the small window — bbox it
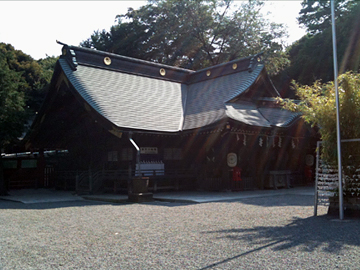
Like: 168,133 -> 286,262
164,148 -> 182,160
3,160 -> 18,169
108,151 -> 118,162
121,148 -> 133,161
21,160 -> 37,168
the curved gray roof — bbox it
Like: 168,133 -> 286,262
225,102 -> 272,127
60,59 -> 186,132
225,102 -> 300,128
183,65 -> 263,130
57,46 -> 299,133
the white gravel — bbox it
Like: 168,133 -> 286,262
0,194 -> 359,269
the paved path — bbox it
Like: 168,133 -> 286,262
0,186 -> 314,204
0,188 -> 84,204
152,186 -> 314,203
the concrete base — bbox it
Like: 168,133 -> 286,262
128,192 -> 154,203
328,199 -> 360,218
132,177 -> 149,193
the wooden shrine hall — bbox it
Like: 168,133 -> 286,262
22,44 -> 315,193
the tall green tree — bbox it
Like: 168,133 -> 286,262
0,44 -> 28,148
32,56 -> 58,113
0,44 -> 57,194
277,1 -> 360,88
0,47 -> 27,195
298,0 -> 356,34
81,0 -> 289,75
0,43 -> 57,115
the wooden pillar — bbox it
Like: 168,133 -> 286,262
37,149 -> 46,188
222,124 -> 232,191
75,172 -> 79,193
89,167 -> 93,194
0,154 -> 7,195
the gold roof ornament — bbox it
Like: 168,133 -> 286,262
160,68 -> 166,76
104,57 -> 112,66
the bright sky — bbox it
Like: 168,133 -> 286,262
0,1 -> 306,60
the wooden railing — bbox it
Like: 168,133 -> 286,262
143,169 -> 196,192
55,169 -> 197,194
55,170 -> 77,191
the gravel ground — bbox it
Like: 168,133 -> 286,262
0,194 -> 359,269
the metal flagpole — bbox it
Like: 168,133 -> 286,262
331,0 -> 344,220
314,141 -> 321,216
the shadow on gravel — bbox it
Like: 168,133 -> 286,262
0,198 -> 197,210
0,199 -> 123,210
200,215 -> 360,269
228,194 -> 314,207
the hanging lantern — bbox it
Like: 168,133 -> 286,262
243,134 -> 247,146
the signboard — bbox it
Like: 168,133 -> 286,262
140,147 -> 158,154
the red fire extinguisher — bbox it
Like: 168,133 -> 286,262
232,166 -> 242,181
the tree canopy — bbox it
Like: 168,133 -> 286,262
0,43 -> 57,194
298,0 -> 357,35
0,43 -> 57,149
81,0 -> 289,75
276,0 -> 360,88
0,49 -> 27,148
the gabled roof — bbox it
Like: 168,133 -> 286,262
60,59 -> 186,132
40,44 -> 300,134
